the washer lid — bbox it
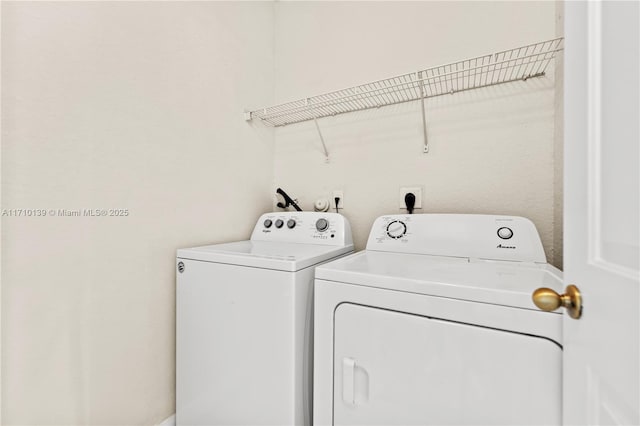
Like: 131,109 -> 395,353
177,241 -> 354,272
315,251 -> 563,312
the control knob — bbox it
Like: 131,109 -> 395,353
386,220 -> 407,239
275,219 -> 284,229
316,218 -> 329,232
287,219 -> 296,229
264,219 -> 273,228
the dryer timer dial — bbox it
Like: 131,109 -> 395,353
386,220 -> 407,239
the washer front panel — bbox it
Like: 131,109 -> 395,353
178,260 -> 306,425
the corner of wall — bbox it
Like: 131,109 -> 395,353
0,0 -> 3,421
553,0 -> 565,269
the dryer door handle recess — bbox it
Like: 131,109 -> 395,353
342,357 -> 356,404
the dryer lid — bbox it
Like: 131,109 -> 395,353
315,251 -> 563,311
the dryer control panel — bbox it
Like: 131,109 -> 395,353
251,212 -> 353,246
366,214 -> 546,263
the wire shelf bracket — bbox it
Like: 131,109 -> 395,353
418,71 -> 429,153
308,98 -> 330,163
245,38 -> 563,158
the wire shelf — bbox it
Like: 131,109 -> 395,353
247,38 -> 563,128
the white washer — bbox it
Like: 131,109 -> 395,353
314,214 -> 563,426
177,212 -> 353,426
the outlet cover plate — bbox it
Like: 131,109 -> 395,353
399,186 -> 423,210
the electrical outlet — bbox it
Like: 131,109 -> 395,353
399,186 -> 423,210
331,190 -> 344,210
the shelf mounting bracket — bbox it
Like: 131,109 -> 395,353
418,71 -> 429,154
308,98 -> 329,162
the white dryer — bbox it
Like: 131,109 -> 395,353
313,214 -> 562,426
177,212 -> 353,426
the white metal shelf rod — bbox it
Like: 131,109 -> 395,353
256,48 -> 562,123
262,66 -> 546,127
251,41 -> 562,121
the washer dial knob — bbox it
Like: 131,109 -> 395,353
315,218 -> 329,232
287,219 -> 296,229
497,227 -> 513,239
275,219 -> 284,229
263,219 -> 273,228
386,220 -> 407,239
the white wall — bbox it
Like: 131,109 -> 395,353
272,1 -> 563,267
1,2 -> 564,425
1,2 -> 274,425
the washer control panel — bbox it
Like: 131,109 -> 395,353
251,212 -> 353,246
366,214 -> 546,263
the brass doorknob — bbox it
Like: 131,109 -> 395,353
532,284 -> 582,319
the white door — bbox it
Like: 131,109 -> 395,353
333,303 -> 562,425
563,1 -> 639,424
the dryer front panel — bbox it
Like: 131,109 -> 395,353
333,303 -> 561,425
